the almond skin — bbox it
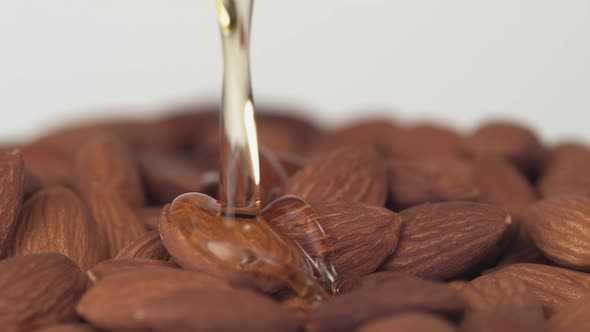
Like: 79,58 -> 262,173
284,145 -> 387,206
115,230 -> 170,261
0,149 -> 25,258
0,253 -> 88,331
357,312 -> 456,332
133,288 -> 300,332
489,263 -> 590,315
87,258 -> 178,283
460,305 -> 549,332
265,196 -> 402,278
525,195 -> 590,271
550,295 -> 590,332
383,124 -> 462,159
388,157 -> 478,209
307,277 -> 464,332
76,269 -> 229,331
538,142 -> 590,197
10,186 -> 107,271
381,202 -> 511,280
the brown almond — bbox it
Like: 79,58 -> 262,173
138,149 -> 209,204
462,273 -> 543,314
76,269 -> 229,331
0,253 -> 88,331
357,312 -> 457,332
0,149 -> 25,258
311,119 -> 400,154
460,122 -> 543,175
550,295 -> 590,332
156,106 -> 217,151
538,142 -> 590,197
134,288 -> 299,332
115,230 -> 170,261
490,263 -> 590,315
525,195 -> 590,271
266,197 -> 401,278
32,323 -> 97,332
471,157 -> 537,217
388,157 -> 478,209
284,145 -> 387,206
21,144 -> 75,187
460,305 -> 549,332
76,133 -> 144,208
307,277 -> 464,332
381,202 -> 511,280
87,258 -> 178,283
11,186 -> 107,271
383,124 -> 462,159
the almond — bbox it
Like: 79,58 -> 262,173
538,142 -> 590,197
462,273 -> 543,314
383,124 -> 462,159
311,119 -> 399,155
76,269 -> 229,331
137,206 -> 163,230
524,195 -> 590,271
76,133 -> 145,208
32,323 -> 97,332
0,253 -> 88,331
381,202 -> 511,280
284,145 -> 387,206
460,122 -> 543,176
550,295 -> 590,332
357,312 -> 456,332
332,271 -> 416,294
115,230 -> 170,261
307,277 -> 464,332
460,305 -> 549,332
265,196 -> 402,278
87,258 -> 178,283
0,149 -> 25,258
489,263 -> 590,315
388,157 -> 478,209
134,288 -> 299,332
21,144 -> 75,187
10,186 -> 107,271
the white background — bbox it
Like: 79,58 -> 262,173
0,1 -> 589,143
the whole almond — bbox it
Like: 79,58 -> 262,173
87,258 -> 178,283
490,263 -> 590,315
381,202 -> 511,280
0,149 -> 25,258
311,119 -> 399,155
538,142 -> 590,197
460,305 -> 549,332
383,124 -> 462,159
76,269 -> 229,331
357,312 -> 457,332
550,295 -> 590,332
307,277 -> 464,332
21,144 -> 75,187
134,288 -> 299,332
0,253 -> 88,331
76,133 -> 144,208
265,196 -> 402,278
462,273 -> 543,314
10,186 -> 107,271
115,230 -> 170,261
525,195 -> 590,271
388,157 -> 478,209
284,145 -> 387,206
460,122 -> 543,176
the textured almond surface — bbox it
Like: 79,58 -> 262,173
0,149 -> 25,258
525,195 -> 590,271
381,202 -> 511,280
490,263 -> 590,315
134,288 -> 299,332
460,305 -> 549,332
0,254 -> 88,332
11,187 -> 106,271
307,277 -> 464,332
550,295 -> 590,332
115,230 -> 170,261
285,145 -> 387,206
357,312 -> 457,332
77,269 -> 229,331
87,258 -> 178,283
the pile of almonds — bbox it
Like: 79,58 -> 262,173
2,103 -> 590,332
